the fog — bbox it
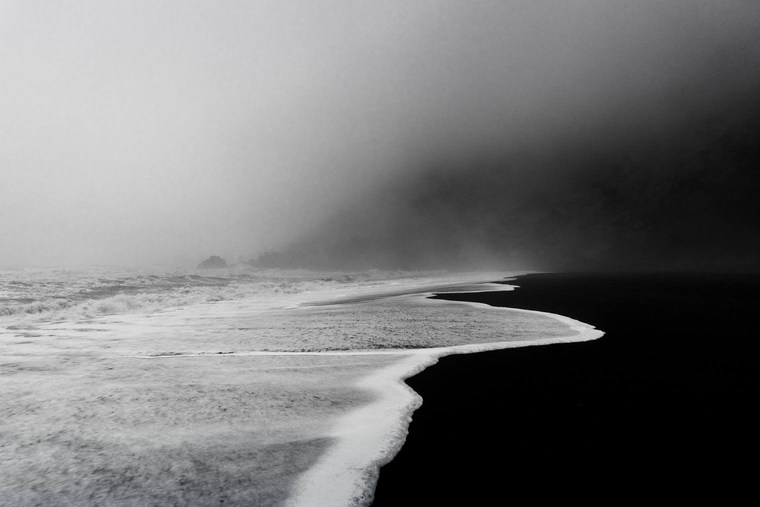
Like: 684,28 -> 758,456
2,1 -> 759,269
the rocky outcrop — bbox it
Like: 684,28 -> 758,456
197,255 -> 228,269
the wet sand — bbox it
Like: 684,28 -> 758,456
372,273 -> 760,505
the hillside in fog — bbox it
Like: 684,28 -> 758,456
253,95 -> 760,272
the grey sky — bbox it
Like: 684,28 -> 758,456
2,1 -> 758,266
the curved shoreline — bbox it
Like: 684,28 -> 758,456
371,272 -> 760,505
122,280 -> 603,506
284,293 -> 604,507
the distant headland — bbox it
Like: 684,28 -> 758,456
196,255 -> 228,269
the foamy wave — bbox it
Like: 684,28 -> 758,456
286,303 -> 605,507
1,268 -> 601,507
1,281 -> 306,323
0,266 -> 462,325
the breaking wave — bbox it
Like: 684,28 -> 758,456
0,266 -> 448,324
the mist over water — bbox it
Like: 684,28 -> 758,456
253,1 -> 760,272
2,1 -> 759,270
268,92 -> 760,272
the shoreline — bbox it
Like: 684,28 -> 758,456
372,272 -> 760,505
285,289 -> 603,507
0,272 -> 604,505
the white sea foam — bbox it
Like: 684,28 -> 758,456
0,266 -> 500,323
1,268 -> 601,506
284,296 -> 604,507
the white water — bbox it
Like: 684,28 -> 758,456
285,300 -> 603,507
0,267 -> 602,506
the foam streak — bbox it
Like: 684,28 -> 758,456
285,296 -> 604,506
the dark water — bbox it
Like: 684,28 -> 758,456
373,273 -> 760,505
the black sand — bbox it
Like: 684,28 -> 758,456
372,273 -> 760,505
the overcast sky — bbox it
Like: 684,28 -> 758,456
2,1 -> 759,267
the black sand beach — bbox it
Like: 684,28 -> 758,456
372,273 -> 760,505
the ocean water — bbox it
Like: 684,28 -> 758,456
0,266 -> 602,506
0,265 -> 361,323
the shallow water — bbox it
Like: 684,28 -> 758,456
0,267 -> 601,505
